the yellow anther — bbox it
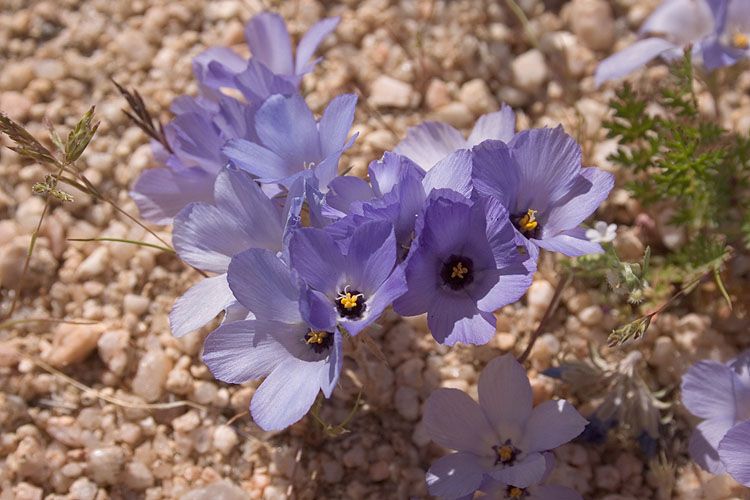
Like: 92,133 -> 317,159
518,209 -> 538,232
338,292 -> 361,310
508,487 -> 525,498
497,445 -> 514,463
306,331 -> 328,345
451,262 -> 469,279
733,32 -> 750,49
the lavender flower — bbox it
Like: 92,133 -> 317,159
701,0 -> 750,69
131,96 -> 259,224
424,355 -> 587,498
223,93 -> 358,190
288,220 -> 407,336
472,129 -> 614,258
595,0 -> 717,86
203,248 -> 342,431
325,150 -> 472,255
169,166 -> 283,337
682,352 -> 750,486
194,12 -> 339,100
477,456 -> 582,500
393,190 -> 533,345
393,105 -> 516,171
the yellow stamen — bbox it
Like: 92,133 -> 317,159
508,487 -> 525,498
733,32 -> 749,49
451,262 -> 469,279
338,292 -> 361,309
518,209 -> 538,232
497,445 -> 514,463
306,331 -> 328,345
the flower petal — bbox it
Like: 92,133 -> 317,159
424,388 -> 497,455
426,452 -> 486,499
202,319 -> 300,383
519,400 -> 588,453
490,452 -> 548,488
594,38 -> 678,87
212,166 -> 283,251
393,250 -> 441,317
427,294 -> 496,346
227,249 -> 302,323
533,227 -> 604,257
509,127 -> 583,212
255,94 -> 321,165
467,105 -> 516,146
192,47 -> 246,90
718,420 -> 750,486
422,149 -> 473,198
169,274 -> 234,337
299,288 -> 337,332
250,356 -> 327,431
318,93 -> 357,158
394,121 -> 467,170
543,168 -> 615,234
234,59 -> 297,102
244,12 -> 294,75
131,166 -> 215,225
325,176 -> 375,215
172,200 -> 259,274
641,0 -> 714,44
289,227 -> 343,293
341,264 -> 407,336
369,152 -> 426,196
478,354 -> 533,441
681,360 -> 739,420
688,417 -> 733,475
471,139 -> 520,210
223,137 -> 292,181
295,17 -> 340,74
345,220 -> 397,293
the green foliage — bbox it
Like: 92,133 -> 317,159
604,52 -> 750,248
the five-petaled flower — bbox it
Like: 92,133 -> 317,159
682,351 -> 750,487
394,190 -> 533,345
472,128 -> 615,259
203,248 -> 342,431
424,355 -> 587,499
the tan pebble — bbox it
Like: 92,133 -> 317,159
173,410 -> 201,433
369,461 -> 390,482
394,386 -> 420,421
512,49 -> 548,93
527,280 -> 554,319
430,101 -> 474,129
12,482 -> 43,500
568,0 -> 615,51
87,446 -> 125,485
45,323 -> 106,367
97,329 -> 129,375
0,91 -> 32,121
132,349 -> 172,402
122,461 -> 155,491
578,305 -> 604,327
425,78 -> 452,110
459,78 -> 496,115
369,75 -> 416,109
123,293 -> 150,316
595,464 -> 622,491
212,425 -> 239,456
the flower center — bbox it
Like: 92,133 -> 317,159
514,208 -> 540,237
304,329 -> 334,354
732,32 -> 749,49
493,441 -> 520,466
336,289 -> 366,319
440,255 -> 474,290
506,486 -> 528,498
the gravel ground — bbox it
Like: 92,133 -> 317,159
1,0 -> 750,498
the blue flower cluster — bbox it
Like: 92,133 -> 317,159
132,13 -> 613,435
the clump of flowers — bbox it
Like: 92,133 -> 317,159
120,10 -> 617,494
424,355 -> 587,499
682,352 -> 750,487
